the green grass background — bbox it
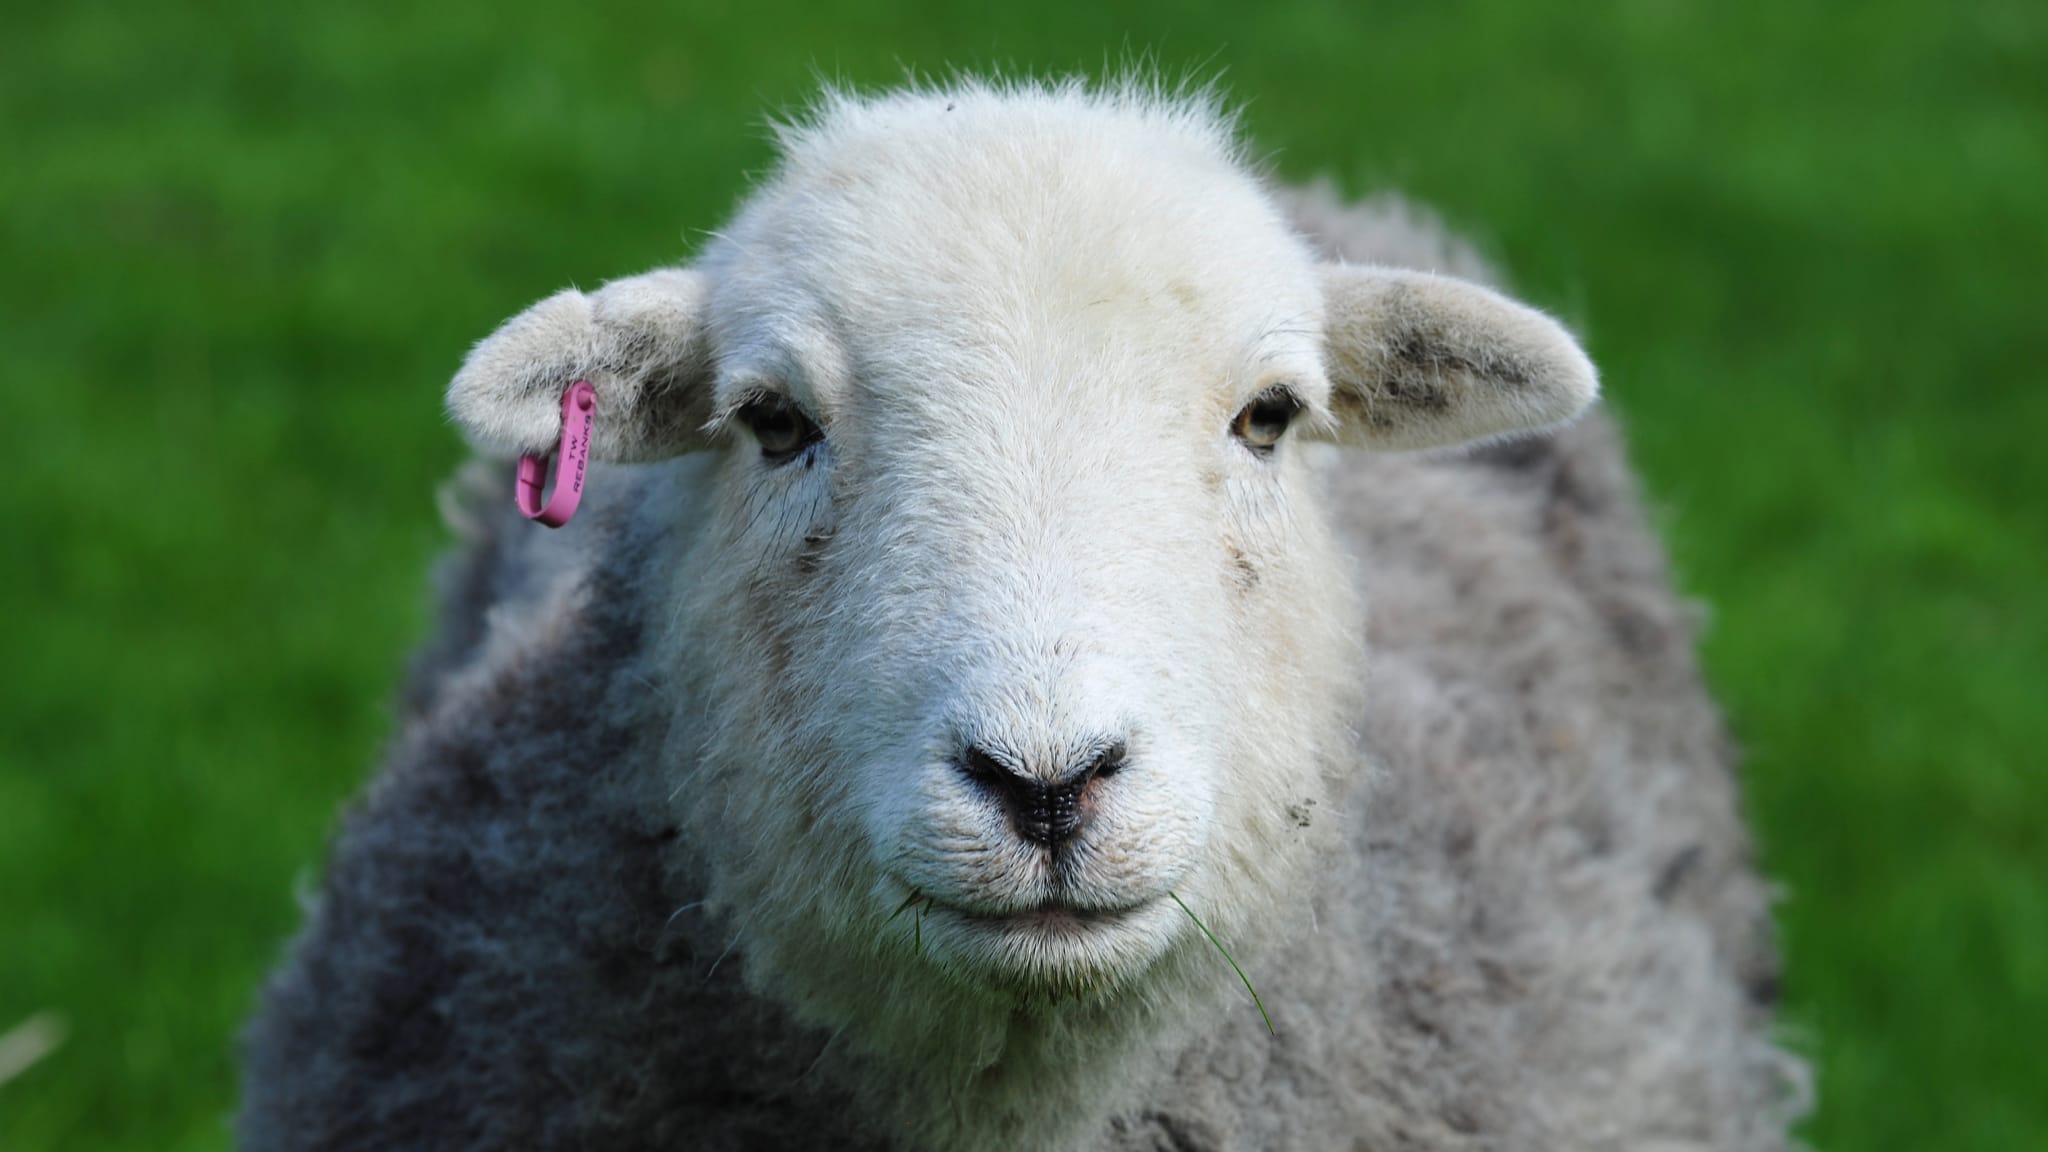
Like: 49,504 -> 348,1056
2,1 -> 2042,1147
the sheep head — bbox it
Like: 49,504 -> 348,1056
445,83 -> 1596,1080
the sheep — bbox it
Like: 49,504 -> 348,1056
239,79 -> 1809,1151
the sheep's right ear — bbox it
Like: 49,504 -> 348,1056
447,268 -> 716,462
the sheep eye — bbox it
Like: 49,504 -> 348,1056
1231,388 -> 1302,455
735,395 -> 823,464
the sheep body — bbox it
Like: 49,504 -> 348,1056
241,85 -> 1806,1151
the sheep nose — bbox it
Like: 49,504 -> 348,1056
958,741 -> 1126,846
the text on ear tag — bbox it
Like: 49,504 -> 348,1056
514,380 -> 597,528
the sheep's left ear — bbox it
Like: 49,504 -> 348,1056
1317,265 -> 1599,451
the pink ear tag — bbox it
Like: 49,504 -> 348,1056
514,380 -> 597,528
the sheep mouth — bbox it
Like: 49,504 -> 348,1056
949,899 -> 1151,933
884,886 -> 1182,993
901,891 -> 1168,950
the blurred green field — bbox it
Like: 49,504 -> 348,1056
2,1 -> 2042,1148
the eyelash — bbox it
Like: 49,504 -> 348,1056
1231,386 -> 1304,456
732,392 -> 825,465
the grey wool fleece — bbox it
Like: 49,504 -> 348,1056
238,188 -> 1808,1151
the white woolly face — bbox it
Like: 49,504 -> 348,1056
669,97 -> 1357,1006
446,87 -> 1596,1038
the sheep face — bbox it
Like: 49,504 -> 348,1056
673,109 -> 1352,1009
446,87 -> 1598,1028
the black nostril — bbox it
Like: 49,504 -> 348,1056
1085,741 -> 1128,779
957,739 -> 1124,847
960,745 -> 1012,786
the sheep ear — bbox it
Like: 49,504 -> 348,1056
446,268 -> 716,462
1317,265 -> 1598,451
